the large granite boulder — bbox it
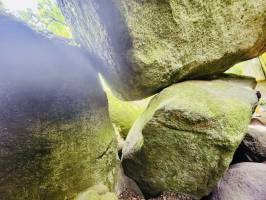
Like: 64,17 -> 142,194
57,0 -> 266,100
0,14 -> 117,199
211,162 -> 266,200
122,78 -> 258,199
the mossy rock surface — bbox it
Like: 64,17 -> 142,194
107,91 -> 149,138
76,184 -> 118,200
0,14 -> 117,200
122,78 -> 258,199
58,0 -> 266,100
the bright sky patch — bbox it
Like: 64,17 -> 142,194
1,0 -> 37,12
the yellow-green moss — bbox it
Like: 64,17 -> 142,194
101,76 -> 150,138
6,108 -> 118,200
76,184 -> 117,200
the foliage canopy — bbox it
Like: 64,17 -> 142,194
19,0 -> 72,38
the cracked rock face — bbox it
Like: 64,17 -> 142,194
122,78 -> 258,199
57,0 -> 266,100
0,15 -> 117,200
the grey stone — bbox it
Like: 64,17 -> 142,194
211,162 -> 266,200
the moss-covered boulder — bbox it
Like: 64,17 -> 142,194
0,14 -> 117,199
122,78 -> 258,199
57,0 -> 266,100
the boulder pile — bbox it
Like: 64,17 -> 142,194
122,78 -> 258,199
0,0 -> 266,199
57,0 -> 266,198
